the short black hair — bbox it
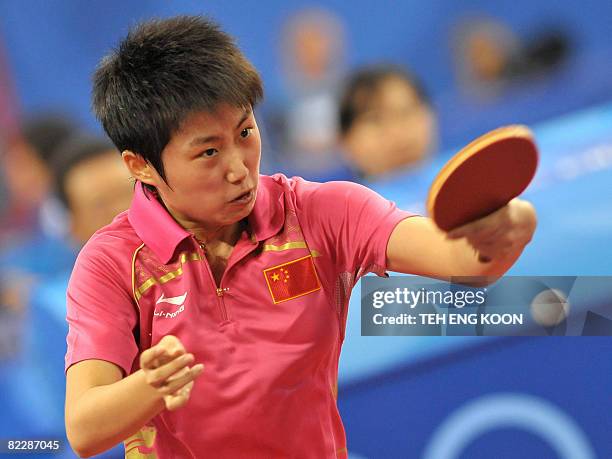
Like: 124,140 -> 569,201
50,134 -> 116,210
92,15 -> 263,182
338,64 -> 430,136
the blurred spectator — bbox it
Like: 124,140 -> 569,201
265,7 -> 349,181
0,114 -> 77,246
1,136 -> 131,456
338,65 -> 437,179
50,134 -> 132,246
0,60 -> 19,146
0,113 -> 76,360
0,134 -> 132,316
452,16 -> 571,98
0,32 -> 21,226
1,34 -> 25,361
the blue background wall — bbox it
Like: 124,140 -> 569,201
2,0 -> 612,148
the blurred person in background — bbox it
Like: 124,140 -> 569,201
452,16 -> 571,99
0,32 -> 23,241
0,135 -> 132,457
0,114 -> 77,246
265,7 -> 349,181
0,134 -> 132,315
338,65 -> 438,180
0,32 -> 20,339
51,134 -> 133,248
0,114 -> 76,355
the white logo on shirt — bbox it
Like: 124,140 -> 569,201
154,292 -> 187,319
156,292 -> 187,306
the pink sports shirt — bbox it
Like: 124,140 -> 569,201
65,174 -> 412,458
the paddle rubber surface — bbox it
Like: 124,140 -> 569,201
427,125 -> 539,232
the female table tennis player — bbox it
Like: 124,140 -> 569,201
64,15 -> 537,458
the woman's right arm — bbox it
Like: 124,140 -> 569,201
65,336 -> 204,458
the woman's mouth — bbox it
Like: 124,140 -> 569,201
230,189 -> 254,205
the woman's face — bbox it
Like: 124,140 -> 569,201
141,104 -> 261,234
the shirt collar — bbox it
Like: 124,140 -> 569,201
248,175 -> 285,242
128,182 -> 190,264
128,176 -> 285,264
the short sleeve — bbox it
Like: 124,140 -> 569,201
65,240 -> 139,376
295,180 -> 415,277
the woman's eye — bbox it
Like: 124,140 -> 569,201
201,148 -> 218,157
240,128 -> 253,138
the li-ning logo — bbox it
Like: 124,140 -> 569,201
154,292 -> 187,319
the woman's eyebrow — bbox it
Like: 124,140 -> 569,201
188,109 -> 252,147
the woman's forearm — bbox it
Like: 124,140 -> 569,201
66,369 -> 165,458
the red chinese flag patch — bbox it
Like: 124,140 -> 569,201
263,255 -> 321,304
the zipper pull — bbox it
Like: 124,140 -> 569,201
216,287 -> 229,297
193,235 -> 206,252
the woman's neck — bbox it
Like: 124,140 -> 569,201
154,191 -> 247,247
190,220 -> 246,248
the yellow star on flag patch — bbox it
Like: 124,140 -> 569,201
263,255 -> 321,304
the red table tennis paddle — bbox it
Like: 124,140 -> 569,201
427,125 -> 539,232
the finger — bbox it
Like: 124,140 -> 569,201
446,213 -> 492,239
150,337 -> 189,369
152,349 -> 186,369
164,392 -> 189,411
449,218 -> 501,241
466,244 -> 513,263
159,364 -> 204,395
141,335 -> 187,370
166,379 -> 194,400
162,384 -> 197,412
159,365 -> 203,397
174,380 -> 194,396
447,205 -> 511,240
160,366 -> 190,388
447,221 -> 485,240
472,221 -> 512,245
159,335 -> 186,354
164,391 -> 187,411
140,346 -> 165,370
145,353 -> 195,388
156,335 -> 187,362
475,241 -> 515,263
183,380 -> 195,393
164,379 -> 197,411
465,238 -> 502,255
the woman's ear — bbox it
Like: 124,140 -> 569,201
121,150 -> 158,187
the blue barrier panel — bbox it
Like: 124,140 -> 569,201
339,337 -> 609,458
